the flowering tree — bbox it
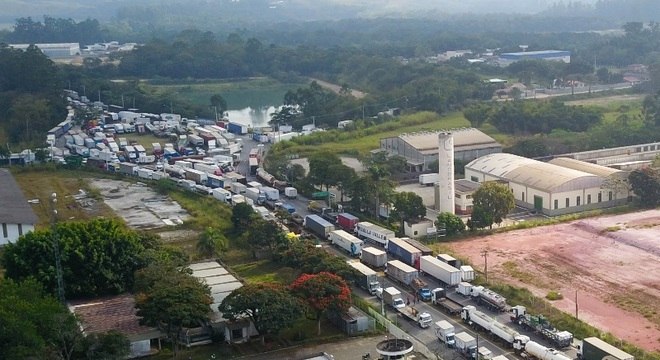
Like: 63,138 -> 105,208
289,272 -> 351,335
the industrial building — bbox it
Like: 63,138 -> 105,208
450,179 -> 481,215
0,169 -> 37,246
9,43 -> 81,59
498,50 -> 571,65
380,128 -> 501,172
464,153 -> 629,216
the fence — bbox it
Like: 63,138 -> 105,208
366,307 -> 440,360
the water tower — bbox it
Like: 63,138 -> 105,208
437,132 -> 455,214
376,337 -> 414,360
519,45 -> 529,52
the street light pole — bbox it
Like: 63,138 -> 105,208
50,193 -> 66,304
481,249 -> 489,284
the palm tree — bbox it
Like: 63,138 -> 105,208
196,227 -> 228,258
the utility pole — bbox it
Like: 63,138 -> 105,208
50,193 -> 66,304
481,249 -> 489,284
575,290 -> 579,320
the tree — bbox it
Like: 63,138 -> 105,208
390,191 -> 427,232
0,279 -> 82,360
436,212 -> 465,236
469,206 -> 493,230
308,151 -> 342,191
327,163 -> 356,203
218,283 -> 301,345
134,264 -> 212,355
80,331 -> 130,360
628,167 -> 660,207
231,202 -> 256,233
2,218 -> 148,298
210,94 -> 227,119
196,227 -> 228,258
289,272 -> 351,336
247,219 -> 287,256
472,182 -> 515,228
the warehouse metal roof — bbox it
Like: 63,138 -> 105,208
548,157 -> 623,178
189,261 -> 243,322
398,128 -> 500,154
466,153 -> 604,192
455,179 -> 481,194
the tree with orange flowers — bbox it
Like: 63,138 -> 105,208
289,272 -> 352,335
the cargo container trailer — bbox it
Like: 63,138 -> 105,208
336,213 -> 359,232
401,237 -> 433,256
386,260 -> 419,286
361,247 -> 387,268
387,237 -> 423,269
304,215 -> 335,239
184,168 -> 208,185
460,266 -> 475,282
420,255 -> 462,286
356,221 -> 395,247
347,261 -> 380,295
284,187 -> 297,199
578,338 -> 633,360
329,230 -> 364,257
437,254 -> 460,268
212,188 -> 232,203
227,122 -> 248,135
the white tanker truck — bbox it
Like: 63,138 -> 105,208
514,339 -> 572,360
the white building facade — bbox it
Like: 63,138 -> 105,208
0,169 -> 38,245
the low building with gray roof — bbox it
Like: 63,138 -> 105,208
0,169 -> 38,245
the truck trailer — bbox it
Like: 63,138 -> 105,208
517,341 -> 572,360
336,212 -> 359,232
386,260 -> 419,286
356,221 -> 395,247
397,305 -> 433,328
510,306 -> 573,348
435,320 -> 456,347
431,288 -> 464,315
347,261 -> 380,295
470,286 -> 508,312
361,247 -> 387,268
420,255 -> 461,286
387,237 -> 422,269
304,215 -> 335,239
330,230 -> 364,257
578,337 -> 634,360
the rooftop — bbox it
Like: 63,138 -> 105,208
548,157 -> 624,178
69,294 -> 162,341
0,169 -> 38,225
455,179 -> 481,193
189,261 -> 243,322
501,50 -> 569,56
398,128 -> 500,154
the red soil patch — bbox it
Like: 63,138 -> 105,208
449,209 -> 660,351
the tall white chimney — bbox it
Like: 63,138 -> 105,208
438,132 -> 455,214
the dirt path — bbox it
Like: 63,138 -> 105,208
449,210 -> 660,351
309,77 -> 367,99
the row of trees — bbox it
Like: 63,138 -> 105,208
3,16 -> 105,45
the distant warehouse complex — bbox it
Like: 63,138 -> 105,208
465,153 -> 629,216
380,128 -> 501,172
9,43 -> 81,59
498,50 -> 571,65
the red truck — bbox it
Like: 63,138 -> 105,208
336,213 -> 359,232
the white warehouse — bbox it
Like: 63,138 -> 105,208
464,153 -> 629,216
0,169 -> 37,245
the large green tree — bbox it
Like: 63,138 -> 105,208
2,218 -> 148,298
471,182 -> 515,229
0,279 -> 81,360
436,212 -> 465,236
231,202 -> 256,233
289,272 -> 352,336
196,227 -> 228,259
629,167 -> 660,207
247,219 -> 287,255
390,191 -> 427,232
308,151 -> 343,191
134,264 -> 212,355
218,283 -> 301,345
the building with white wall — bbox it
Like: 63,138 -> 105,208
0,169 -> 37,245
380,128 -> 501,172
464,153 -> 629,216
9,43 -> 81,59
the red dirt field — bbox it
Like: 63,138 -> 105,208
449,209 -> 660,351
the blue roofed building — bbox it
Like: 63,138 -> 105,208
499,50 -> 571,65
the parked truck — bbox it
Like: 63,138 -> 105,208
577,337 -> 634,360
245,187 -> 266,205
437,253 -> 460,268
284,186 -> 298,199
435,320 -> 456,347
386,260 -> 418,286
431,288 -> 464,315
510,306 -> 574,348
397,305 -> 433,328
355,221 -> 395,247
516,341 -> 572,360
455,332 -> 478,360
361,247 -> 387,268
381,287 -> 405,309
463,305 -> 528,348
330,230 -> 364,257
347,261 -> 380,295
336,213 -> 359,232
419,173 -> 439,186
184,168 -> 207,184
460,265 -> 475,282
461,305 -> 495,333
387,237 -> 422,269
420,255 -> 461,286
457,282 -> 473,297
304,215 -> 335,239
470,286 -> 508,312
411,277 -> 432,302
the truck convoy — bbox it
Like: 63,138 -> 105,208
461,305 -> 529,348
398,305 -> 433,328
356,221 -> 395,247
381,287 -> 405,309
361,247 -> 387,268
455,332 -> 478,360
330,230 -> 364,257
347,261 -> 380,295
420,255 -> 461,286
510,306 -> 574,348
386,260 -> 419,286
431,288 -> 464,315
435,320 -> 456,347
304,215 -> 335,239
387,237 -> 422,269
470,286 -> 508,312
577,337 -> 634,360
515,341 -> 572,360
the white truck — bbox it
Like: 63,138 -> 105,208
330,230 -> 364,258
398,305 -> 432,328
284,186 -> 298,199
420,255 -> 461,286
260,186 -> 280,201
455,332 -> 478,360
419,173 -> 439,186
245,187 -> 266,205
212,188 -> 232,203
381,287 -> 405,309
457,282 -> 473,296
517,340 -> 572,360
347,261 -> 380,295
435,320 -> 456,347
470,286 -> 508,312
355,221 -> 395,247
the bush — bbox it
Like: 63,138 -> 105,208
546,291 -> 564,301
